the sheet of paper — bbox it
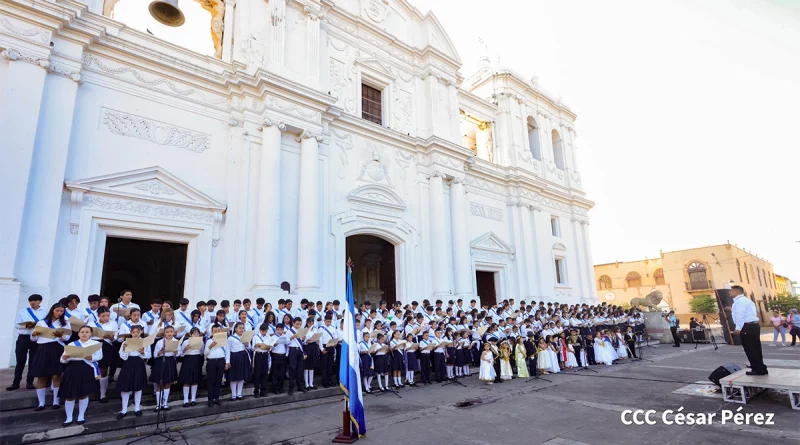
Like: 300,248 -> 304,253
211,331 -> 227,349
292,327 -> 308,339
33,325 -> 56,339
406,343 -> 419,352
308,332 -> 322,343
326,338 -> 339,347
91,327 -> 109,339
114,307 -> 132,319
240,330 -> 255,345
69,316 -> 85,332
477,326 -> 489,336
186,336 -> 204,351
19,321 -> 37,329
164,339 -> 180,353
64,342 -> 102,358
123,338 -> 144,353
142,334 -> 157,349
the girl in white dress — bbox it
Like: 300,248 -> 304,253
545,337 -> 560,373
615,329 -> 627,360
594,332 -> 614,366
536,338 -> 552,374
478,343 -> 496,384
565,342 -> 579,368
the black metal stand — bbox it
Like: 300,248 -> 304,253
442,374 -> 467,388
373,387 -> 402,398
640,324 -> 655,349
632,341 -> 654,363
127,354 -> 177,444
700,314 -> 719,351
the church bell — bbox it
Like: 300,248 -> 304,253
148,0 -> 186,27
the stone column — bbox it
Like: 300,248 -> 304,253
571,218 -> 586,300
0,49 -> 48,282
580,221 -> 596,303
253,119 -> 285,291
510,204 -> 529,298
529,206 -> 544,297
305,6 -> 323,81
222,0 -> 236,63
428,172 -> 449,295
449,178 -> 471,297
296,130 -> 322,293
0,48 -> 49,368
520,205 -> 538,298
269,0 -> 287,65
16,57 -> 82,300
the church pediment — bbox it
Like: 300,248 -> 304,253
65,166 -> 226,211
347,184 -> 406,217
471,232 -> 514,254
354,57 -> 396,82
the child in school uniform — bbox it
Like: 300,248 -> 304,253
251,324 -> 272,397
150,325 -> 179,411
359,331 -> 374,393
117,325 -> 150,419
178,327 -> 204,407
59,325 -> 103,426
318,315 -> 339,388
403,333 -> 419,386
455,330 -> 471,377
90,307 -> 118,403
373,333 -> 389,391
444,330 -> 456,380
30,302 -> 72,411
204,323 -> 231,406
269,323 -> 288,395
303,316 -> 320,390
389,330 -> 405,389
227,322 -> 252,401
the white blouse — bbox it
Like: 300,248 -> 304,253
119,340 -> 152,360
60,339 -> 103,363
227,334 -> 249,353
33,319 -> 71,345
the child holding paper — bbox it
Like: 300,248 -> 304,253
227,322 -> 251,401
203,324 -> 230,406
178,327 -> 204,407
117,325 -> 150,419
150,325 -> 178,411
59,325 -> 103,426
91,307 -> 118,403
30,302 -> 72,411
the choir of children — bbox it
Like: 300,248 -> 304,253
12,291 -> 646,426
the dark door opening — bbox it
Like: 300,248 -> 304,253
100,237 -> 188,308
475,271 -> 497,307
345,235 -> 396,307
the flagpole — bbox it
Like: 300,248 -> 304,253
333,259 -> 358,444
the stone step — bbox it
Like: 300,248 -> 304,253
0,386 -> 341,445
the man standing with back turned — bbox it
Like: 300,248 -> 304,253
730,285 -> 768,375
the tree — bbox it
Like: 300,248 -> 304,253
689,294 -> 717,314
766,293 -> 800,315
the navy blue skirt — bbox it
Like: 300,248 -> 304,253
373,354 -> 390,374
117,356 -> 148,392
405,351 -> 419,371
391,350 -> 405,371
455,349 -> 467,367
445,347 -> 456,365
304,342 -> 320,370
30,342 -> 64,378
177,354 -> 204,385
60,361 -> 99,399
227,350 -> 251,382
98,341 -> 118,369
360,353 -> 374,377
149,356 -> 178,384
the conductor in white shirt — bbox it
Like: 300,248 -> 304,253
730,285 -> 768,375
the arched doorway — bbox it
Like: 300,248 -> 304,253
345,235 -> 396,306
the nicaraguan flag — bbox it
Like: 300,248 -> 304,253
339,260 -> 367,437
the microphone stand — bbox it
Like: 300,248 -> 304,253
127,343 -> 177,444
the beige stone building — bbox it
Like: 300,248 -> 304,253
594,242 -> 787,323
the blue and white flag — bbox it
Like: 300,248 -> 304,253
339,260 -> 367,438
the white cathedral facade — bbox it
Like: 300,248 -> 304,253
0,0 -> 595,366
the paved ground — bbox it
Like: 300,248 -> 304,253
85,340 -> 799,445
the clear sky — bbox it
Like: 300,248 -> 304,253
116,0 -> 799,280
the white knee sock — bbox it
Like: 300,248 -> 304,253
134,391 -> 142,411
64,400 -> 75,422
234,381 -> 242,397
183,386 -> 190,403
36,388 -> 46,407
77,398 -> 88,422
384,375 -> 389,387
377,375 -> 384,389
154,387 -> 161,407
99,377 -> 108,399
190,385 -> 198,402
362,377 -> 369,390
367,376 -> 373,388
162,388 -> 170,407
121,392 -> 130,414
465,365 -> 470,375
409,371 -> 414,383
52,387 -> 60,406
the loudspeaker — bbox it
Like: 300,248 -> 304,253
679,330 -> 694,343
714,289 -> 741,345
708,363 -> 742,387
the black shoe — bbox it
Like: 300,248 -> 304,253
99,397 -> 108,404
673,345 -> 680,347
236,396 -> 243,400
183,402 -> 189,408
154,406 -> 161,412
746,371 -> 768,376
254,393 -> 261,398
108,377 -> 115,383
76,420 -> 85,425
5,384 -> 19,391
310,386 -> 317,390
399,385 -> 405,388
117,412 -> 127,420
34,406 -> 45,412
208,401 -> 214,407
299,388 -> 308,393
190,401 -> 196,406
134,410 -> 142,417
52,404 -> 60,410
288,388 -> 294,395
214,400 -> 220,405
26,383 -> 35,390
63,421 -> 73,427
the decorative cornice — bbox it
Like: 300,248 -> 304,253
46,63 -> 82,83
1,49 -> 49,69
102,108 -> 211,153
0,17 -> 50,44
304,5 -> 324,21
258,118 -> 286,132
300,129 -> 323,142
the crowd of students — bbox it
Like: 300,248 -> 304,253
10,290 -> 648,426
